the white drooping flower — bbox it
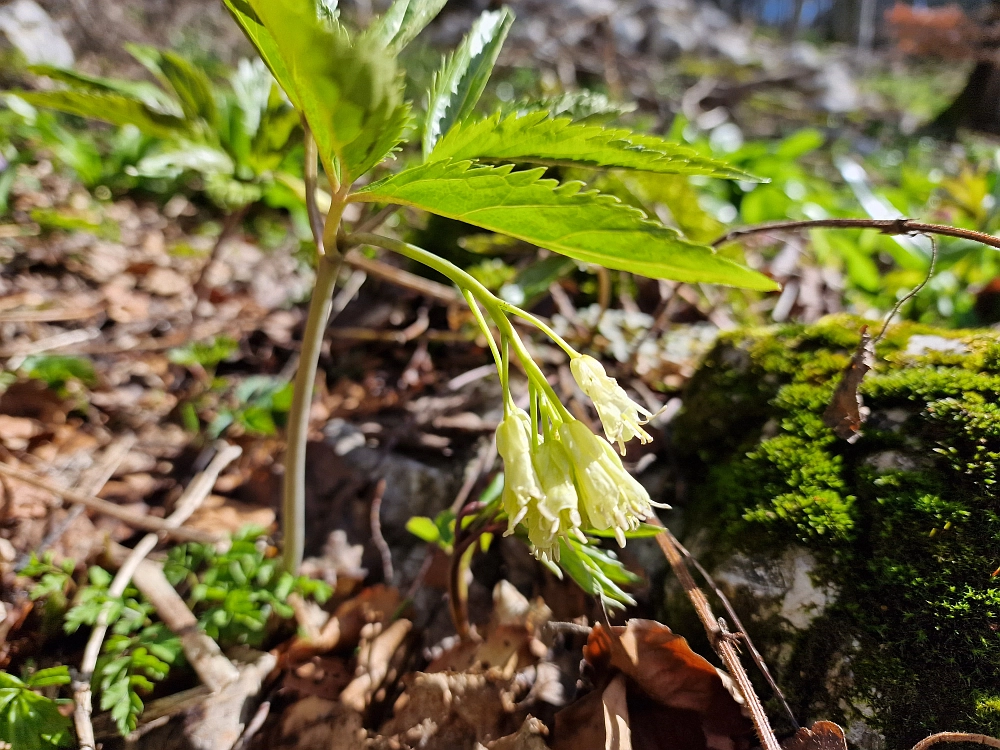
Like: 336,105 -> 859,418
528,439 -> 584,562
558,419 -> 654,547
496,407 -> 542,535
570,355 -> 652,454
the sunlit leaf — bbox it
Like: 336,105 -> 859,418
431,111 -> 762,181
353,160 -> 778,289
423,7 -> 513,157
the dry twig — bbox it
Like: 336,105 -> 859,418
652,521 -> 782,750
0,462 -> 221,544
713,217 -> 1000,251
370,479 -> 393,583
73,444 -> 242,748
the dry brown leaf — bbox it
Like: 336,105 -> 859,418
822,327 -> 874,443
781,721 -> 848,750
555,620 -> 752,750
276,695 -> 365,750
186,495 -> 276,535
340,618 -> 412,712
428,581 -> 551,674
483,715 -> 551,750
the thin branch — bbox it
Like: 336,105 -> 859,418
19,435 -> 135,571
74,444 -> 242,749
343,248 -> 459,304
670,535 -> 799,730
302,121 -> 326,252
369,479 -> 393,583
873,236 -> 938,346
713,217 -> 1000,252
193,205 -> 249,300
652,521 -> 781,750
353,204 -> 400,236
911,734 -> 1000,750
0,463 -> 221,544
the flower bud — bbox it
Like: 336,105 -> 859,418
496,408 -> 542,535
570,355 -> 652,454
558,419 -> 653,547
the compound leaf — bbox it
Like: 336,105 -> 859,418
430,111 -> 762,181
368,0 -> 448,52
422,7 -> 513,157
12,90 -> 189,141
352,160 -> 778,289
27,64 -> 182,117
245,0 -> 402,182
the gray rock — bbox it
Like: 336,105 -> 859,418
905,334 -> 968,356
0,0 -> 73,66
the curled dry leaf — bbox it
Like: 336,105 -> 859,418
481,715 -> 552,750
781,721 -> 848,750
822,327 -> 874,443
340,618 -> 413,712
554,619 -> 753,750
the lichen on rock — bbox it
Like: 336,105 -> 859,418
669,314 -> 1000,749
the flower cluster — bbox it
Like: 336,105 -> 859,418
496,354 -> 661,562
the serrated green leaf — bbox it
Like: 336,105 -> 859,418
423,7 -> 513,158
222,0 -> 300,110
509,90 -> 635,124
25,668 -> 70,689
27,64 -> 182,117
13,90 -> 188,141
368,0 -> 447,52
352,160 -> 779,290
246,0 -> 402,182
430,111 -> 762,181
342,101 -> 412,179
157,50 -> 219,127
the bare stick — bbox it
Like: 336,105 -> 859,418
670,535 -> 799,730
911,733 -> 1000,750
713,217 -> 1000,252
653,521 -> 781,750
370,479 -> 393,583
19,435 -> 135,570
0,462 -> 221,544
73,444 -> 242,748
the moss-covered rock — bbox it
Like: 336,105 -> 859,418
669,315 -> 1000,749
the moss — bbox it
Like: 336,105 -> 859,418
673,315 -> 1000,748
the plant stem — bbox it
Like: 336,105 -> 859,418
712,217 -> 1000,251
282,127 -> 346,573
346,232 -> 572,420
282,252 -> 341,573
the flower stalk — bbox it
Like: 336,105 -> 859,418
345,231 -> 665,565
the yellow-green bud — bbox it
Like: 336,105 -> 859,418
496,408 -> 542,535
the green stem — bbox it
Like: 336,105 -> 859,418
282,252 -> 341,573
283,128 -> 347,573
498,301 -> 577,359
346,232 -> 573,421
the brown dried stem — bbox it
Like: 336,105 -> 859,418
652,521 -> 781,750
713,217 -> 1000,251
0,462 -> 220,543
